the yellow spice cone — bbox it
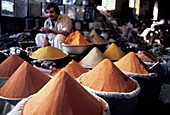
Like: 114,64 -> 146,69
104,43 -> 125,60
30,46 -> 67,60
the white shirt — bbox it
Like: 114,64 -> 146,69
44,14 -> 72,33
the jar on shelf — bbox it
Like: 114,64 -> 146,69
74,20 -> 82,30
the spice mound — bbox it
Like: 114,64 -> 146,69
79,47 -> 106,69
30,46 -> 67,60
0,61 -> 51,98
0,54 -> 24,78
137,51 -> 160,63
89,29 -> 106,44
104,43 -> 125,60
22,71 -> 104,115
51,60 -> 88,78
79,58 -> 137,92
114,52 -> 150,74
64,31 -> 90,45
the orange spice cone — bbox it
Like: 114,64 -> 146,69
79,47 -> 106,69
51,60 -> 88,78
104,43 -> 125,60
114,52 -> 150,74
64,31 -> 90,45
22,71 -> 103,115
78,58 -> 140,115
0,54 -> 24,78
0,61 -> 51,98
115,52 -> 161,115
79,58 -> 137,92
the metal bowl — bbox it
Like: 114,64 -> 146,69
60,43 -> 92,55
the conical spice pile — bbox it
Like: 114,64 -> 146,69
104,43 -> 125,60
0,54 -> 24,78
89,29 -> 106,44
22,71 -> 103,115
64,31 -> 90,45
30,46 -> 67,60
114,52 -> 150,74
136,51 -> 160,63
79,58 -> 137,92
0,61 -> 51,98
79,47 -> 106,69
51,60 -> 88,78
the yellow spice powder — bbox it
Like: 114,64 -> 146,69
104,43 -> 125,60
31,46 -> 67,60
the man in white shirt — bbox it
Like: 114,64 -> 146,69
35,2 -> 72,48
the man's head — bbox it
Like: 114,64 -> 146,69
44,2 -> 60,20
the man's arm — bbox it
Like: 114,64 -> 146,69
40,16 -> 72,37
40,27 -> 70,37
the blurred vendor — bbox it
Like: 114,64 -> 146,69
35,2 -> 72,48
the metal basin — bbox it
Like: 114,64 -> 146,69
60,43 -> 92,55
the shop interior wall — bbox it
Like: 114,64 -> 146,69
0,0 -> 166,35
0,16 -> 25,35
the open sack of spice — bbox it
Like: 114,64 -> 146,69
114,52 -> 157,79
77,58 -> 140,115
114,51 -> 162,115
0,61 -> 51,115
7,71 -> 110,115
